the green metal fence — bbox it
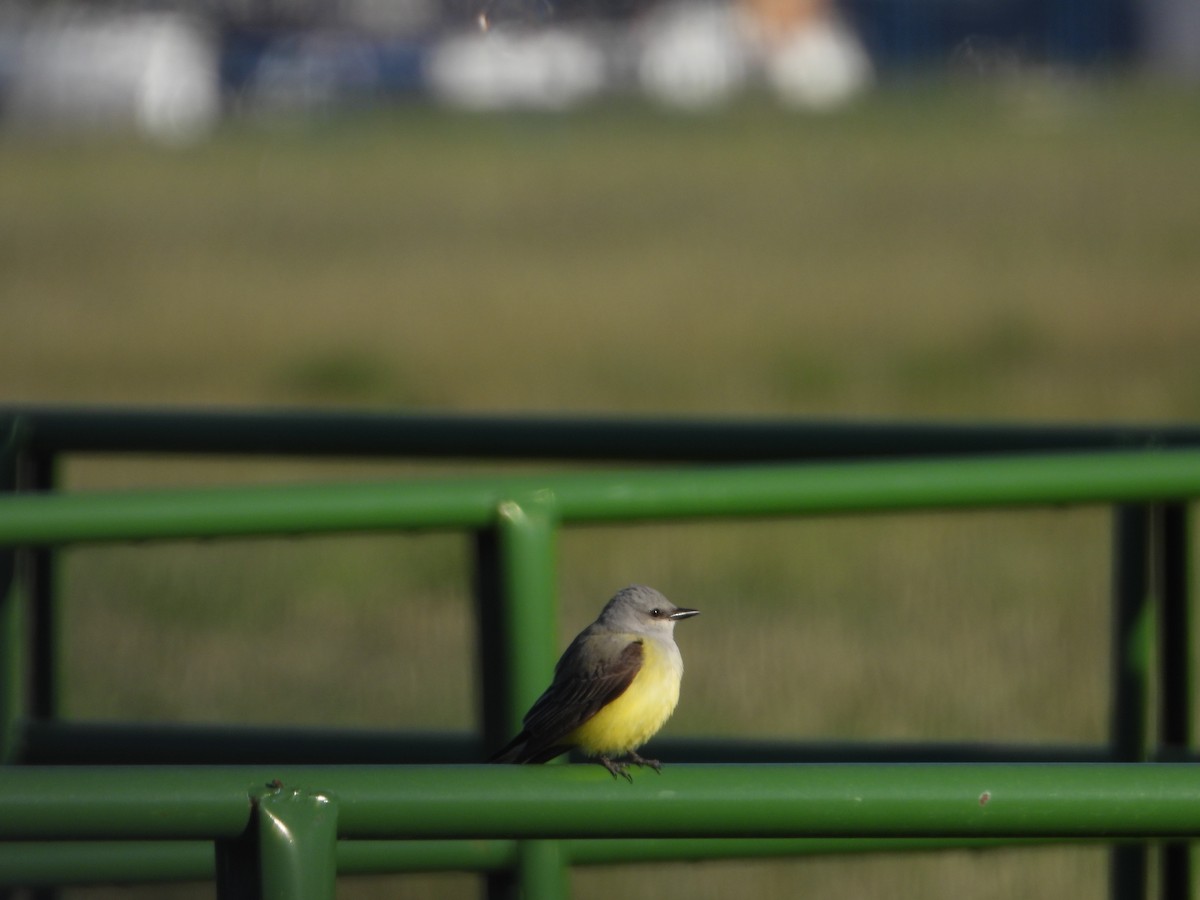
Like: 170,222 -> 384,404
2,407 -> 1198,900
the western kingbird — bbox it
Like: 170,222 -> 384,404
490,584 -> 699,780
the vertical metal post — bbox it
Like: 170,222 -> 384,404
1110,504 -> 1151,900
1154,503 -> 1192,900
475,527 -> 507,752
0,414 -> 58,767
25,452 -> 59,722
257,788 -> 337,900
0,560 -> 17,766
475,499 -> 560,746
493,498 -> 561,731
216,785 -> 338,900
474,495 -> 566,900
4,425 -> 60,900
514,838 -> 569,899
0,421 -> 19,765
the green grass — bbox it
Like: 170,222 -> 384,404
4,83 -> 1200,418
5,81 -> 1200,899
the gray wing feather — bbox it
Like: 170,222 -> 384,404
491,634 -> 643,763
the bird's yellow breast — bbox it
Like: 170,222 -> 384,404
567,637 -> 682,757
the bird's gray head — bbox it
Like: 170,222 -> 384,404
595,585 -> 699,635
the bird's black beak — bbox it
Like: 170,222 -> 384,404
669,607 -> 700,620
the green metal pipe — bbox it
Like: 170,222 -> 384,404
474,495 -> 562,767
0,835 -> 1134,887
562,836 -> 1055,864
488,500 -> 567,900
338,836 -> 1059,869
494,498 -> 560,737
8,405 -> 1200,461
554,451 -> 1200,524
1,450 -> 1200,547
329,763 -> 1200,840
511,839 -> 568,900
1,766 -> 254,839
0,475 -> 500,545
8,764 -> 1200,841
338,839 -> 518,874
0,840 -> 519,886
0,842 -> 214,885
256,788 -> 338,900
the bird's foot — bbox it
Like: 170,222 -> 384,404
598,756 -> 633,783
628,750 -> 662,773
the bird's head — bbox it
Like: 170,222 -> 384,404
597,584 -> 699,635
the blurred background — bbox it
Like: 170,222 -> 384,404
3,0 -> 1200,897
0,0 -> 1197,133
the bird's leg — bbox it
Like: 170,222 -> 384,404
627,750 -> 662,773
598,756 -> 632,782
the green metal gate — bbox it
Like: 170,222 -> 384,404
3,407 -> 1199,899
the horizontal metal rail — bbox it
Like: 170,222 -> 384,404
0,835 -> 1073,886
6,764 -> 1200,842
1,449 -> 1199,546
6,405 -> 1200,460
15,720 -> 1124,766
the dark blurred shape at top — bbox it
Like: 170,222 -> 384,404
839,0 -> 1138,70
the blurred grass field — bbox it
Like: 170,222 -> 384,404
3,80 -> 1200,899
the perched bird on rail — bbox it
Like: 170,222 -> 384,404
490,584 -> 699,781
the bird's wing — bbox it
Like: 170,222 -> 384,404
519,634 -> 644,751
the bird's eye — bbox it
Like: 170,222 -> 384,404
650,608 -> 661,618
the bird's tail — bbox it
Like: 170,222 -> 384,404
489,731 -> 570,764
488,731 -> 529,764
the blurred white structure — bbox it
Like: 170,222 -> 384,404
636,1 -> 751,109
5,10 -> 219,143
426,25 -> 608,110
0,0 -> 875,127
637,0 -> 871,110
758,15 -> 873,109
426,0 -> 870,112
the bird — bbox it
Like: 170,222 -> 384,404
490,584 -> 699,781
